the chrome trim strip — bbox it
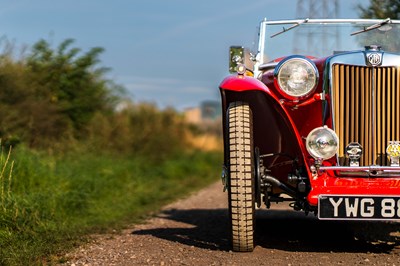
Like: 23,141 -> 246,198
261,18 -> 400,26
371,65 -> 376,165
320,166 -> 400,171
254,19 -> 267,78
319,165 -> 400,177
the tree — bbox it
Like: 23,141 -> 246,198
358,0 -> 400,19
0,38 -> 121,147
26,39 -> 115,133
357,0 -> 400,52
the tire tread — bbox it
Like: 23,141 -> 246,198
227,101 -> 255,252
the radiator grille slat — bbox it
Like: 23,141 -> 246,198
332,64 -> 400,166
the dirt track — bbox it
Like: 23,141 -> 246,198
63,181 -> 400,265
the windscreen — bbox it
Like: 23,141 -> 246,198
262,21 -> 400,62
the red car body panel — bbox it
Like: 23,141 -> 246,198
307,172 -> 400,206
219,75 -> 271,93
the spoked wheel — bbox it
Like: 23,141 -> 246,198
227,101 -> 255,252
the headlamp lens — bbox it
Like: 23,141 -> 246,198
276,57 -> 318,98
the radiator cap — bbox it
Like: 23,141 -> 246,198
365,45 -> 381,51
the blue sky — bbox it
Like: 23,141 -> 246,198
0,0 -> 362,110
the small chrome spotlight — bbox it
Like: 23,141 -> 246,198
306,126 -> 339,160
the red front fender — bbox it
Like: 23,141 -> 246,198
220,74 -> 273,94
219,74 -> 313,183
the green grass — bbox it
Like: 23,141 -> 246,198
0,146 -> 222,265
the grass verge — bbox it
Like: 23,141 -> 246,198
0,146 -> 222,265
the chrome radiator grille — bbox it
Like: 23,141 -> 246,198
332,64 -> 400,166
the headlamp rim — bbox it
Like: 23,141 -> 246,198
274,55 -> 319,100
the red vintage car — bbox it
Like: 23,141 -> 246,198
220,18 -> 400,252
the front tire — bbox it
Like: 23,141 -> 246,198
227,101 -> 255,252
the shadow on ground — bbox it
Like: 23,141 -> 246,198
132,207 -> 400,253
255,209 -> 399,253
133,208 -> 230,250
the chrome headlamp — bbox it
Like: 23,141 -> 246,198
274,56 -> 318,99
306,126 -> 339,160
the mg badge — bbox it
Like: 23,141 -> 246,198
367,53 -> 382,66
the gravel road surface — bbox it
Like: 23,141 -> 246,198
63,181 -> 400,265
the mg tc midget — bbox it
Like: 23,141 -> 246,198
219,19 -> 400,252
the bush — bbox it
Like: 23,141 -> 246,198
0,38 -> 119,148
85,102 -> 189,159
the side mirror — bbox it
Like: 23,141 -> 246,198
229,46 -> 254,74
